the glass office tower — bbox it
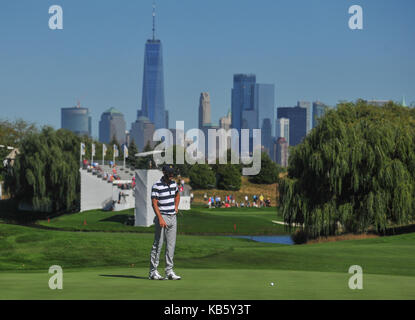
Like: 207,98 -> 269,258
312,101 -> 327,128
276,117 -> 290,146
277,106 -> 307,146
141,39 -> 166,130
255,83 -> 276,138
231,74 -> 256,132
61,106 -> 91,137
297,101 -> 312,133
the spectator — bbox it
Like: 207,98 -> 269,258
215,195 -> 220,207
190,192 -> 194,203
259,194 -> 264,207
204,193 -> 208,201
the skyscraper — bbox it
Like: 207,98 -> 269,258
255,83 -> 276,137
312,101 -> 327,129
130,116 -> 155,152
297,101 -> 312,133
99,107 -> 126,145
277,106 -> 307,146
261,118 -> 272,157
219,110 -> 232,130
61,103 -> 91,137
231,74 -> 256,133
199,92 -> 212,128
274,137 -> 289,167
139,4 -> 166,130
276,118 -> 290,145
198,92 -> 220,158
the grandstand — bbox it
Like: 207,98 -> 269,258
80,161 -> 135,212
80,160 -> 192,227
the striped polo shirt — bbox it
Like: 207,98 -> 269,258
151,178 -> 179,215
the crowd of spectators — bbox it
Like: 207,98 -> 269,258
203,193 -> 271,209
82,159 -> 135,190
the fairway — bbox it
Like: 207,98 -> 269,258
1,206 -> 415,300
1,267 -> 415,300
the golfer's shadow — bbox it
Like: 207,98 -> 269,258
99,274 -> 148,280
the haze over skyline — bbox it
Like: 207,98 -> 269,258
0,0 -> 414,138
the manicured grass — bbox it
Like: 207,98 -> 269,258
1,202 -> 415,299
1,223 -> 415,278
1,267 -> 414,300
37,206 -> 287,235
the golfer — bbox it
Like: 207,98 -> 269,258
148,164 -> 181,280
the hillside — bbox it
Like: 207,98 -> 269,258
189,176 -> 279,206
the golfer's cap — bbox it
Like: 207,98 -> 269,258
162,164 -> 175,174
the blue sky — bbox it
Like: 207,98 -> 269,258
0,0 -> 414,138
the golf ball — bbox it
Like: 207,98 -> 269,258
270,282 -> 274,286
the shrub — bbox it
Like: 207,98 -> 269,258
249,152 -> 282,184
189,164 -> 216,189
216,164 -> 242,191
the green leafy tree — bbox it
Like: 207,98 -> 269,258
249,152 -> 282,184
216,164 -> 242,191
0,119 -> 37,162
189,164 -> 216,189
126,139 -> 138,168
279,100 -> 415,238
136,141 -> 156,169
5,127 -> 80,214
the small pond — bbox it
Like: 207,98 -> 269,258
227,235 -> 294,245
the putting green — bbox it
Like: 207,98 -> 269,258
1,267 -> 414,300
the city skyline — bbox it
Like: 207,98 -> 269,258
1,0 -> 414,138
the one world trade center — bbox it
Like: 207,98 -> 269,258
139,3 -> 166,130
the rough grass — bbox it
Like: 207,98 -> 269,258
36,206 -> 287,235
307,233 -> 380,244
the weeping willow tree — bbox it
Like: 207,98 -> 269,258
5,127 -> 81,214
279,100 -> 415,238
